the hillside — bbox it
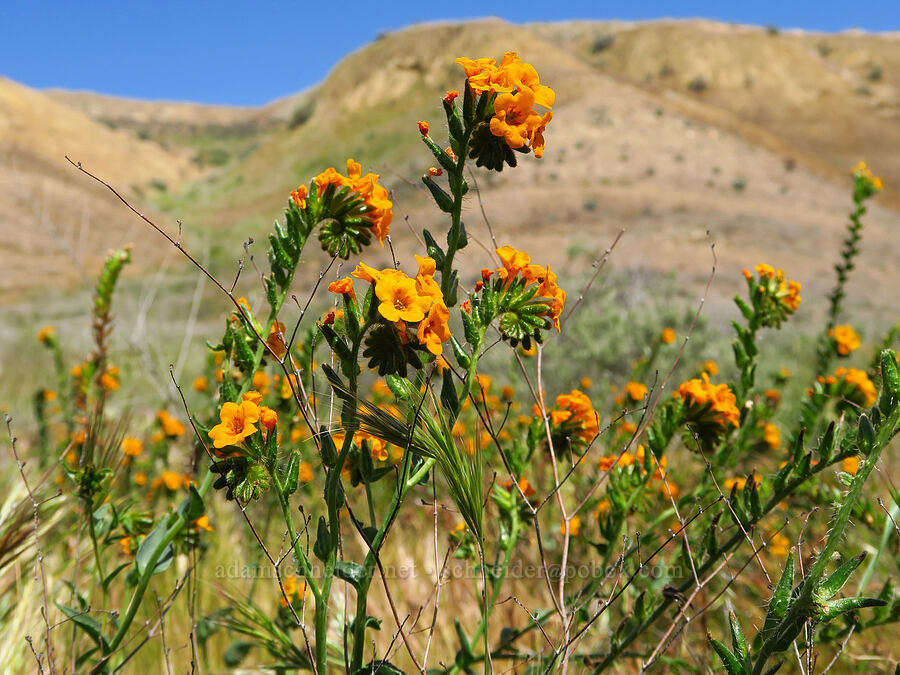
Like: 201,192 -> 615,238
3,18 -> 899,324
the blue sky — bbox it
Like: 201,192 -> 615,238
2,1 -> 898,106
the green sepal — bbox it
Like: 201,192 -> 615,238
423,175 -> 454,212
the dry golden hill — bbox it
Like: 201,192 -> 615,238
0,76 -> 208,296
5,19 -> 900,326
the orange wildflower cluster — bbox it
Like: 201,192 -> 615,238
121,437 -> 143,457
157,410 -> 186,437
598,446 -> 675,497
333,430 -> 390,463
752,263 -> 802,312
851,161 -> 884,192
279,574 -> 309,608
291,159 -> 393,244
815,367 -> 877,407
550,389 -> 599,441
209,391 -> 278,450
678,373 -> 741,429
661,328 -> 676,344
494,245 -> 566,331
828,325 -> 861,356
37,325 -> 56,345
456,52 -> 554,157
352,256 -> 452,356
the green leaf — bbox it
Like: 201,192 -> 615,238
320,428 -> 338,469
56,602 -> 104,647
816,552 -> 867,601
461,308 -> 479,346
176,483 -> 206,522
422,175 -> 454,212
283,451 -> 301,496
350,660 -> 406,675
92,503 -> 115,539
224,640 -> 255,667
386,374 -> 416,400
422,229 -> 445,265
313,516 -> 330,562
816,421 -> 837,463
879,349 -> 900,413
441,369 -> 460,418
708,635 -> 745,675
136,520 -> 174,576
449,336 -> 470,369
820,596 -> 887,621
334,560 -> 366,589
858,413 -> 876,453
729,611 -> 747,662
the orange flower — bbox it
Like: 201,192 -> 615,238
428,167 -> 442,176
444,89 -> 459,103
842,455 -> 859,476
623,381 -> 648,402
560,515 -> 581,536
416,302 -> 452,355
259,407 -> 278,435
328,277 -> 356,299
490,88 -> 541,150
157,410 -> 186,437
829,325 -> 861,356
37,325 -> 56,344
661,328 -> 676,344
763,423 -> 780,450
678,373 -> 740,429
193,376 -> 209,392
121,437 -> 143,457
194,515 -> 214,531
290,184 -> 308,209
496,245 -> 531,282
417,120 -> 430,135
209,400 -> 261,449
375,273 -> 432,323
